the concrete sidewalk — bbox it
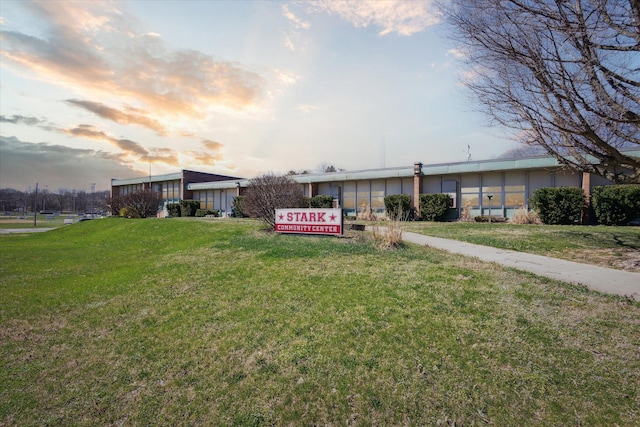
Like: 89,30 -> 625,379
402,231 -> 640,302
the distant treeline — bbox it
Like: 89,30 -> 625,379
0,188 -> 110,214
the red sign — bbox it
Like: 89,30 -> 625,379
275,208 -> 343,235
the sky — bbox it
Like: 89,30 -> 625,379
0,0 -> 521,193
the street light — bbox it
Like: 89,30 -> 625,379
487,194 -> 493,223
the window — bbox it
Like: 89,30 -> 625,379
461,193 -> 479,206
461,175 -> 480,207
505,172 -> 526,207
357,191 -> 370,211
371,191 -> 385,210
371,180 -> 385,211
206,190 -> 214,209
343,192 -> 355,209
483,193 -> 502,205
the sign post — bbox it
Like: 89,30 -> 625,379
275,208 -> 343,236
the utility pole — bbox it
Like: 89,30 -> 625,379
33,183 -> 38,227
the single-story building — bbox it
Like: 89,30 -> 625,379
111,169 -> 241,209
111,150 -> 639,220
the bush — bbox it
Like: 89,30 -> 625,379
370,222 -> 403,250
180,200 -> 200,217
459,204 -> 473,222
119,207 -> 133,218
195,209 -> 219,217
242,173 -> 305,229
109,195 -> 127,216
112,189 -> 162,218
232,196 -> 245,218
384,194 -> 412,220
529,187 -> 585,225
509,208 -> 542,225
474,215 -> 507,223
592,185 -> 640,225
419,193 -> 451,221
356,205 -> 378,221
167,203 -> 181,217
304,195 -> 334,208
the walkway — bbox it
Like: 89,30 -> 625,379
402,231 -> 640,302
0,228 -> 55,234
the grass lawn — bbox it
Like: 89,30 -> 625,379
1,218 -> 639,425
401,221 -> 640,272
0,214 -> 80,229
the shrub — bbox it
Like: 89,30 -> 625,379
195,209 -> 219,217
232,196 -> 245,218
529,187 -> 585,225
109,195 -> 127,216
419,193 -> 451,221
356,205 -> 378,221
119,207 -> 133,218
509,208 -> 542,225
242,173 -> 305,229
384,194 -> 412,220
180,200 -> 200,217
305,195 -> 334,208
459,204 -> 473,222
111,190 -> 162,218
474,215 -> 507,223
370,222 -> 403,250
592,185 -> 640,225
167,203 -> 181,217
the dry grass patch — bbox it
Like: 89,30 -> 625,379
509,207 -> 542,224
560,248 -> 640,272
356,206 -> 378,221
370,222 -> 403,249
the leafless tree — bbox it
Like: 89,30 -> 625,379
440,0 -> 639,183
110,189 -> 162,218
316,162 -> 338,173
242,173 -> 305,229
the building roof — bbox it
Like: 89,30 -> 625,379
185,154 -> 577,191
111,169 -> 241,187
112,172 -> 183,186
113,149 -> 640,191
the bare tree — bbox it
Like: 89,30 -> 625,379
316,163 -> 338,173
440,0 -> 639,183
110,189 -> 162,218
242,173 -> 305,229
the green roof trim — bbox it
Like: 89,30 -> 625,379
422,157 -> 562,175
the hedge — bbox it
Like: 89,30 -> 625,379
232,196 -> 245,218
592,185 -> 640,226
384,194 -> 412,220
419,193 -> 451,221
304,195 -> 334,208
529,187 -> 585,225
167,203 -> 181,217
180,200 -> 200,217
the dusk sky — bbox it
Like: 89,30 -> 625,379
0,0 -> 521,193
